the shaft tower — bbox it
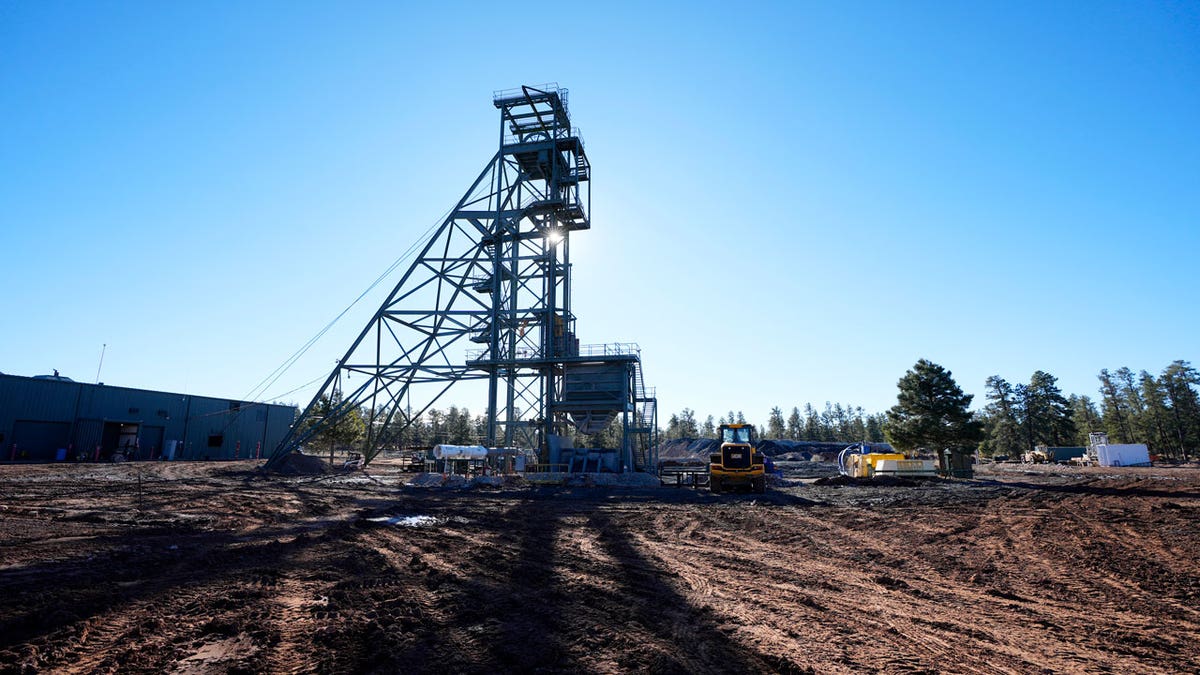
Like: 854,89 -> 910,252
265,85 -> 655,470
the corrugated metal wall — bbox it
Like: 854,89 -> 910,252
0,374 -> 296,462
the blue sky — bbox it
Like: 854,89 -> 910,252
1,1 -> 1197,425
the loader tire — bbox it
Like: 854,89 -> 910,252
752,476 -> 765,494
710,476 -> 722,493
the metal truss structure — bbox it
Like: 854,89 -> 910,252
265,85 -> 657,471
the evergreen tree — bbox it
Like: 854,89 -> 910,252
803,403 -> 821,441
1138,372 -> 1174,457
664,413 -> 681,440
849,406 -> 867,441
786,407 -> 802,440
445,405 -> 475,444
735,410 -> 747,425
1117,367 -> 1147,441
1098,369 -> 1132,443
983,375 -> 1024,458
767,407 -> 786,439
865,414 -> 885,443
1068,394 -> 1103,447
678,408 -> 700,437
1024,370 -> 1076,447
832,403 -> 849,440
820,402 -> 836,442
664,409 -> 699,440
303,392 -> 367,454
1160,360 -> 1200,460
427,409 -> 445,445
885,359 -> 982,454
701,415 -> 716,439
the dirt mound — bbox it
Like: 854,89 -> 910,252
756,440 -> 811,459
657,439 -> 718,460
267,452 -> 331,476
813,474 -> 935,487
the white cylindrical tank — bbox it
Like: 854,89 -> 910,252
433,444 -> 488,460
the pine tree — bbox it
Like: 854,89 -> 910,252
865,414 -> 885,443
820,402 -> 836,442
786,407 -> 802,440
665,413 -> 681,440
1160,360 -> 1200,461
983,375 -> 1024,458
304,392 -> 367,455
678,408 -> 700,438
832,403 -> 849,440
1098,369 -> 1132,443
427,409 -> 445,445
1138,372 -> 1174,457
850,406 -> 867,441
1117,367 -> 1147,442
445,405 -> 475,444
803,403 -> 821,441
1068,394 -> 1102,447
1025,371 -> 1076,447
701,415 -> 716,439
767,407 -> 786,439
885,359 -> 982,454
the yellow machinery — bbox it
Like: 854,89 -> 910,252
710,423 -> 766,493
838,443 -> 938,478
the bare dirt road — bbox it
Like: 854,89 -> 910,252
1,459 -> 1197,674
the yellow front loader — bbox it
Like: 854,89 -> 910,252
709,423 -> 766,493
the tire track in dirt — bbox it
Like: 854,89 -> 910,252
3,461 -> 1199,673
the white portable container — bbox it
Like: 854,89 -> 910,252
1096,443 -> 1151,467
432,444 -> 488,460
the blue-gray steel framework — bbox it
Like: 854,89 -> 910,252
265,85 -> 657,469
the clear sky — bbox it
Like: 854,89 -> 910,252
2,1 -> 1197,425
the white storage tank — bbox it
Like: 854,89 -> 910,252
432,444 -> 488,460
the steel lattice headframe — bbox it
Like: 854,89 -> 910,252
266,85 -> 601,468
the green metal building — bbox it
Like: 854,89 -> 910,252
0,372 -> 296,462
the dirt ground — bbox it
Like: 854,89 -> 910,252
1,459 -> 1198,674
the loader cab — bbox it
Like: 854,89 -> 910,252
720,424 -> 754,445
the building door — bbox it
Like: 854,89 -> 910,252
140,425 -> 164,460
11,420 -> 71,461
101,422 -> 140,461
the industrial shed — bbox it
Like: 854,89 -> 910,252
0,373 -> 296,462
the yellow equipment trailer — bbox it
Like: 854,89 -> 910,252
837,443 -> 937,478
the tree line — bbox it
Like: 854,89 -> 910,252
977,360 -> 1198,461
297,358 -> 1199,461
302,397 -> 488,452
662,403 -> 888,444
